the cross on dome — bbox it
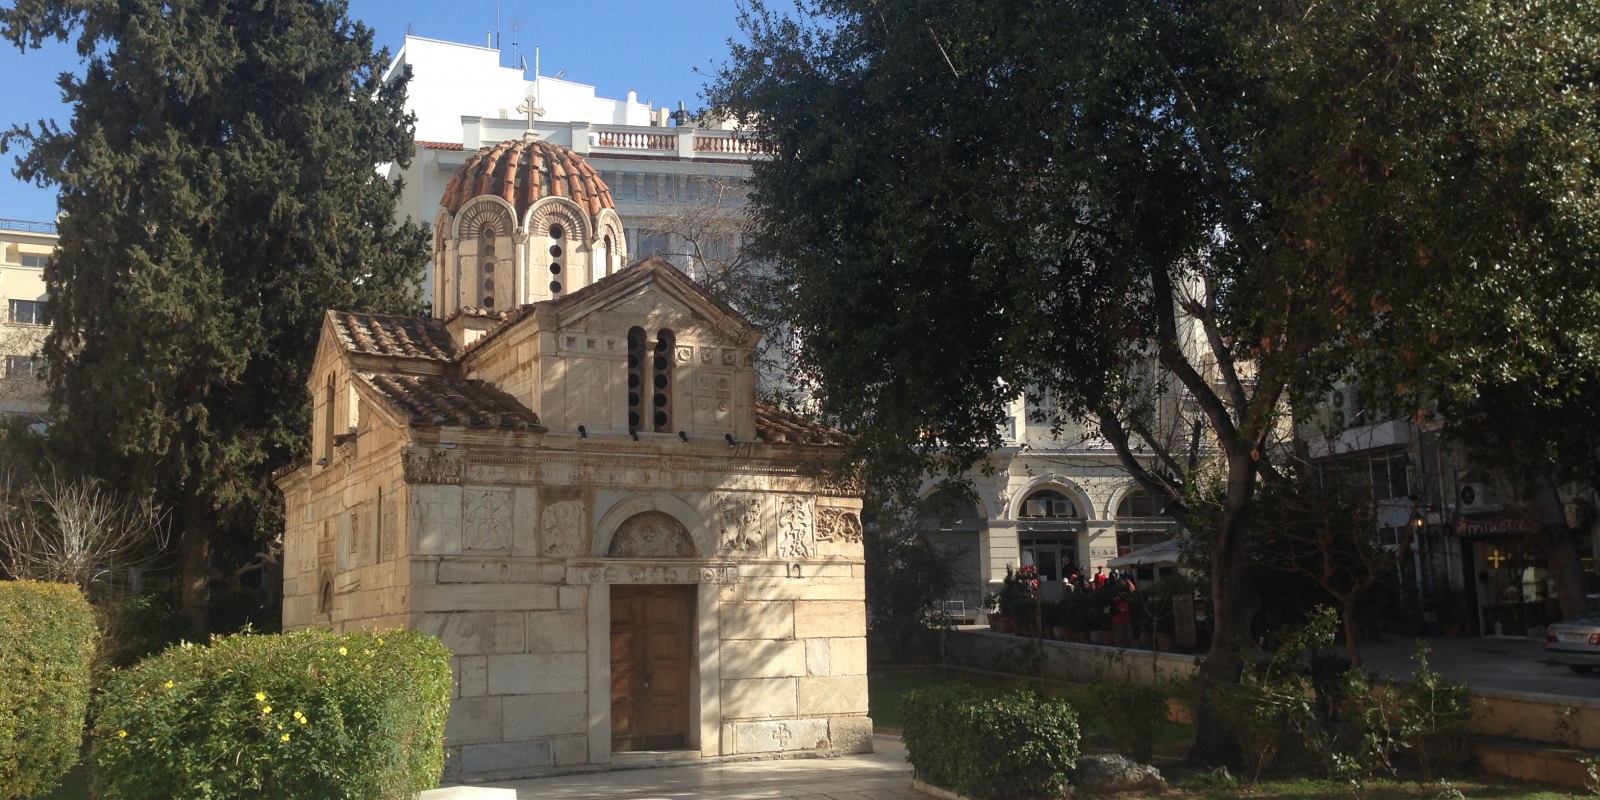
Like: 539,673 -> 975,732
517,93 -> 545,141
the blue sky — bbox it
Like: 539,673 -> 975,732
0,0 -> 745,223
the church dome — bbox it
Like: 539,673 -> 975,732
440,138 -> 615,220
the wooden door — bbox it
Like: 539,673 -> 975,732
610,584 -> 693,751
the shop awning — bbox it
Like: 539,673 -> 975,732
1107,537 -> 1184,568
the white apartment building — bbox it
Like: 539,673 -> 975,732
0,218 -> 52,420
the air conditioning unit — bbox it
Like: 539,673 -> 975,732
1457,476 -> 1499,512
1051,500 -> 1071,517
1026,500 -> 1047,517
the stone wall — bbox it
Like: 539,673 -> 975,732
943,629 -> 1199,687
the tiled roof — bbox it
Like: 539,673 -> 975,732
755,404 -> 849,446
416,140 -> 465,151
440,138 -> 615,219
360,373 -> 543,430
330,312 -> 459,361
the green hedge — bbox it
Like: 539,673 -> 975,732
0,580 -> 98,800
91,628 -> 452,800
901,683 -> 1080,800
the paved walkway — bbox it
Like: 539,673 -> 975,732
1360,635 -> 1600,698
477,736 -> 918,800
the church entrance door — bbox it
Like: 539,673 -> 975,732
610,584 -> 694,751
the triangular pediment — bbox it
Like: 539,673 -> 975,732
546,258 -> 757,342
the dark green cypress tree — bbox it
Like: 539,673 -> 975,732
1,0 -> 428,630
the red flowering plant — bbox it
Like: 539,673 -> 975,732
995,565 -> 1038,619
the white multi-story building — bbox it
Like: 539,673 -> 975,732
0,218 -> 53,420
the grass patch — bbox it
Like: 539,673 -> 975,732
868,671 -> 958,729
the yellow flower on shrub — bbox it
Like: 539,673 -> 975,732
255,692 -> 265,702
339,647 -> 347,655
164,681 -> 174,689
117,731 -> 128,739
281,734 -> 290,742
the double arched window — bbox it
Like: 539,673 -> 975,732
627,327 -> 676,432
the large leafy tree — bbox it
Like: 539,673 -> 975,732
714,0 -> 1600,763
1,0 -> 428,631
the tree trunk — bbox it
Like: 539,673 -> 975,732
178,492 -> 211,636
1188,454 -> 1259,768
1341,601 -> 1363,669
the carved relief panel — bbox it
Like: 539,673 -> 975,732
715,494 -> 764,554
777,497 -> 817,559
379,493 -> 399,562
541,499 -> 587,557
403,448 -> 462,485
692,370 -> 733,432
608,512 -> 695,558
463,488 -> 513,551
816,507 -> 863,544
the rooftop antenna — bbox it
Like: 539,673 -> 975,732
511,17 -> 520,71
406,22 -> 414,36
534,45 -> 540,78
495,0 -> 502,61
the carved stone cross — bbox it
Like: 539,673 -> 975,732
517,93 -> 545,141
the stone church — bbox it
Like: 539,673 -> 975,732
277,134 -> 871,780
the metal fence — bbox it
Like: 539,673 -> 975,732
0,218 -> 58,235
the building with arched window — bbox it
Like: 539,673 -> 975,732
913,399 -> 1189,612
280,137 -> 870,781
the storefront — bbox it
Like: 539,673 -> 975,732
1455,512 -> 1555,637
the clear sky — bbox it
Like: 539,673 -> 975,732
0,0 -> 745,223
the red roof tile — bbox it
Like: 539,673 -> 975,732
440,138 -> 615,220
330,312 -> 458,361
416,140 -> 465,151
755,404 -> 849,446
360,373 -> 543,430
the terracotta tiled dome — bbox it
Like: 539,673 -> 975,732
440,138 -> 615,219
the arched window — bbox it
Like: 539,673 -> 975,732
1116,488 -> 1171,518
480,228 -> 497,308
916,489 -> 981,530
547,222 -> 566,295
1019,489 -> 1079,519
319,573 -> 333,615
652,329 -> 675,432
602,234 -> 614,278
627,327 -> 646,431
322,375 -> 336,465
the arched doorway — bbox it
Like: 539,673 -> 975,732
608,512 -> 695,752
1017,487 -> 1085,595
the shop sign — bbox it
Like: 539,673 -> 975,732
1453,512 -> 1537,539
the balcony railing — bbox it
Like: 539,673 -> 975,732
593,131 -> 675,151
0,218 -> 58,235
694,135 -> 766,155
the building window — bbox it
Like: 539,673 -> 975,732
1019,489 -> 1078,519
627,327 -> 646,431
548,222 -> 565,295
1368,451 -> 1412,500
322,376 -> 336,464
8,300 -> 42,325
1116,488 -> 1171,518
480,231 -> 496,308
5,355 -> 41,380
19,255 -> 48,268
652,329 -> 675,432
